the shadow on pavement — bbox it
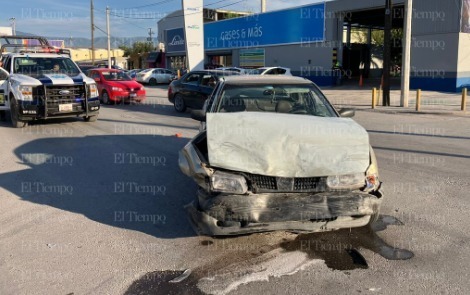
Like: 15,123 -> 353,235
0,134 -> 198,239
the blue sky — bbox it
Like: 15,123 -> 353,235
0,0 -> 325,39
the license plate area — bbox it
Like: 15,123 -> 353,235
59,103 -> 73,112
130,93 -> 137,98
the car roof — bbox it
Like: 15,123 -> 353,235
222,75 -> 312,85
190,69 -> 241,76
91,68 -> 122,72
258,66 -> 290,70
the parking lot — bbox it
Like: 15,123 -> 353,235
0,85 -> 469,295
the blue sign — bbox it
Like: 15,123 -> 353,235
166,28 -> 185,53
204,3 -> 325,50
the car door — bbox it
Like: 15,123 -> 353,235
197,74 -> 218,109
180,72 -> 202,108
0,57 -> 12,110
90,71 -> 104,94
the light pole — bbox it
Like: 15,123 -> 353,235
9,17 -> 16,35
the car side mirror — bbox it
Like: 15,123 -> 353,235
94,77 -> 101,82
338,108 -> 355,117
191,110 -> 206,122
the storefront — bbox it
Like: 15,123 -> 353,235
158,0 -> 470,92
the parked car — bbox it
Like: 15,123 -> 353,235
127,68 -> 143,79
253,66 -> 292,75
168,70 -> 240,112
87,68 -> 146,104
179,75 -> 382,236
216,67 -> 251,74
136,68 -> 175,85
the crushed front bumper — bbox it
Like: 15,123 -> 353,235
186,189 -> 383,236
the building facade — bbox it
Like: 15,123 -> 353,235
157,0 -> 470,92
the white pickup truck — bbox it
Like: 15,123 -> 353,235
0,35 -> 100,127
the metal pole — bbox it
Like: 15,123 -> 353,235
261,0 -> 267,12
383,0 -> 392,106
106,6 -> 111,69
415,89 -> 421,111
462,88 -> 467,111
372,88 -> 377,109
91,0 -> 95,65
400,0 -> 412,107
9,18 -> 16,35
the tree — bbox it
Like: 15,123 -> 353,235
119,42 -> 154,57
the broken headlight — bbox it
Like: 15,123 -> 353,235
327,173 -> 365,190
210,171 -> 248,194
364,148 -> 380,191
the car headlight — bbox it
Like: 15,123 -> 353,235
19,86 -> 33,101
112,86 -> 124,91
327,173 -> 365,190
88,83 -> 99,98
364,148 -> 380,191
211,171 -> 248,194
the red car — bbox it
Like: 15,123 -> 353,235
88,68 -> 146,104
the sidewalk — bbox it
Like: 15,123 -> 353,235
322,84 -> 469,117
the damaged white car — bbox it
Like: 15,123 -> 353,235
179,76 -> 382,236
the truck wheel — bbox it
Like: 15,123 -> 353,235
84,116 -> 98,122
10,98 -> 27,128
149,78 -> 157,86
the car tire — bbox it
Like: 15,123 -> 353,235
84,115 -> 98,122
174,94 -> 186,112
101,91 -> 110,105
149,78 -> 157,86
10,97 -> 27,128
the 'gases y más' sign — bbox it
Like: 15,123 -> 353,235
204,3 -> 325,50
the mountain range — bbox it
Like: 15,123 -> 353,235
16,31 -> 151,49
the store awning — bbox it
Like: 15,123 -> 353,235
146,51 -> 162,63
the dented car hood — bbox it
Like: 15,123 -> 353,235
206,112 -> 370,177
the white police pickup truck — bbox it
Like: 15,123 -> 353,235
0,36 -> 100,127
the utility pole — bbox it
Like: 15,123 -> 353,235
91,0 -> 95,65
9,17 -> 16,35
400,0 -> 412,107
106,6 -> 111,69
383,0 -> 392,106
148,28 -> 155,46
261,0 -> 267,12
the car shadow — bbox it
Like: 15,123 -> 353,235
0,134 -> 198,239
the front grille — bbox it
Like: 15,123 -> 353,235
294,177 -> 322,191
43,85 -> 86,115
250,174 -> 277,190
248,174 -> 325,193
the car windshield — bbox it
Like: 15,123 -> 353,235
215,84 -> 337,117
102,71 -> 132,81
249,69 -> 262,75
13,57 -> 80,77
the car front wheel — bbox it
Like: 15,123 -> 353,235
174,94 -> 186,112
149,78 -> 157,86
10,97 -> 27,128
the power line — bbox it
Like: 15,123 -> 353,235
109,0 -> 245,20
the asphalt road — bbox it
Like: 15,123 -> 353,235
0,86 -> 469,295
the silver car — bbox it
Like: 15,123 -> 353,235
179,76 -> 382,236
136,68 -> 175,85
